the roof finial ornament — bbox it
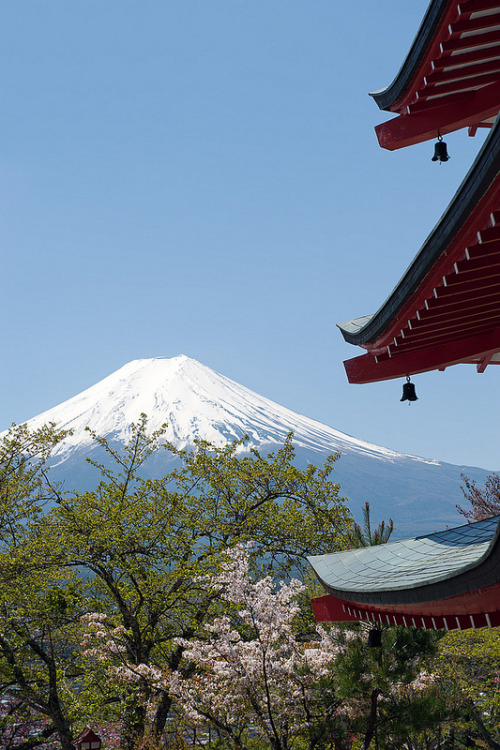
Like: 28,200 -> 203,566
432,133 -> 450,164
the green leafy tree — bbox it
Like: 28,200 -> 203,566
438,629 -> 500,750
0,422 -> 82,750
0,565 -> 85,750
25,417 -> 352,750
0,422 -> 68,551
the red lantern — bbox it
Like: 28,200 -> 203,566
73,728 -> 102,750
332,735 -> 354,750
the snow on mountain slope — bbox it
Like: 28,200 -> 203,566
21,355 -> 436,465
12,355 -> 494,537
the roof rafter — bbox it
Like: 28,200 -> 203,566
372,0 -> 500,149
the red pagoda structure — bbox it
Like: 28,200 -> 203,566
309,0 -> 500,631
340,0 -> 500,385
373,0 -> 500,152
309,514 -> 500,631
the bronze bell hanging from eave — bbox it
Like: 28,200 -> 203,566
432,134 -> 450,163
401,375 -> 418,403
367,628 -> 382,648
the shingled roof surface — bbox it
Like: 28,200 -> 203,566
308,515 -> 500,601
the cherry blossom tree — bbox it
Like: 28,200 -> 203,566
457,472 -> 500,522
82,544 -> 349,750
53,422 -> 351,750
81,543 -> 453,750
169,544 -> 348,750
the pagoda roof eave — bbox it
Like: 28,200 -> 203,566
338,114 -> 500,348
308,515 -> 500,608
370,0 -> 450,112
371,0 -> 500,149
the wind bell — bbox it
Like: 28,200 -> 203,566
367,628 -> 382,648
432,133 -> 450,163
401,375 -> 418,404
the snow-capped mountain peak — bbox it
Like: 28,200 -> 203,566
20,355 -> 435,464
12,355 -> 495,537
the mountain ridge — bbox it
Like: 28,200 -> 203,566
6,355 -> 493,538
21,355 -> 439,466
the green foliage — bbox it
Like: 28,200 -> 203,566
345,502 -> 394,549
335,625 -> 439,694
334,626 -> 452,750
0,422 -> 79,750
0,421 -> 68,552
8,416 -> 499,750
438,629 -> 500,747
1,416 -> 353,750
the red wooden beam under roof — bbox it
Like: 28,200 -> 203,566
311,590 -> 500,631
338,116 -> 500,384
372,0 -> 500,150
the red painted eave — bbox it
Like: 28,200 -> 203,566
376,82 -> 500,151
312,586 -> 500,631
373,0 -> 500,149
339,119 -> 500,384
344,330 -> 500,385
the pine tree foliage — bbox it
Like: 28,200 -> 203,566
345,502 -> 394,548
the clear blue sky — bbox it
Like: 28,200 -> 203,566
1,1 -> 498,471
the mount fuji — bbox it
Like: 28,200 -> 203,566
15,355 -> 492,537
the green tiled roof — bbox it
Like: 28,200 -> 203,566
308,516 -> 500,594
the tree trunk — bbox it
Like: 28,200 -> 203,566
361,689 -> 380,750
54,724 -> 75,750
153,690 -> 173,737
121,696 -> 147,750
469,704 -> 500,750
